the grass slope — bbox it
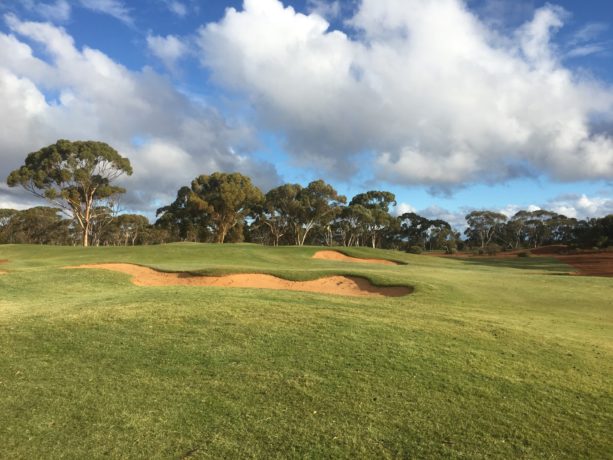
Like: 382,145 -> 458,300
0,244 -> 611,459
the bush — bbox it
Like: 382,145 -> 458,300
486,243 -> 502,256
407,245 -> 423,254
517,251 -> 530,258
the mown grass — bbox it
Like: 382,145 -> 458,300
0,243 -> 611,459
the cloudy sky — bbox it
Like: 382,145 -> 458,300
0,0 -> 611,228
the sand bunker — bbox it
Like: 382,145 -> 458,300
67,264 -> 411,297
312,250 -> 400,266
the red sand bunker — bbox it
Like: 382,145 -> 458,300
67,264 -> 412,297
312,250 -> 400,266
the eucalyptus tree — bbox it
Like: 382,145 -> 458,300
292,180 -> 346,246
336,204 -> 371,246
464,211 -> 507,248
156,186 -> 208,242
349,191 -> 396,248
7,140 -> 132,247
188,172 -> 264,244
398,212 -> 432,248
258,183 -> 302,246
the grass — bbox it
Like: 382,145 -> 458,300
0,243 -> 611,458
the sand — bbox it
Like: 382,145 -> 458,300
312,250 -> 400,266
67,264 -> 412,297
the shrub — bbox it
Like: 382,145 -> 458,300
517,251 -> 530,258
407,245 -> 423,254
486,243 -> 502,256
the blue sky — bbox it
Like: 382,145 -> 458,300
0,0 -> 611,227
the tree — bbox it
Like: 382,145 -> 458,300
2,207 -> 73,244
335,204 -> 371,247
156,186 -> 209,242
398,212 -> 432,249
428,224 -> 459,253
257,184 -> 302,246
520,210 -> 567,248
7,140 -> 132,247
349,191 -> 396,248
0,209 -> 19,244
291,180 -> 345,246
115,214 -> 150,246
189,172 -> 264,243
464,211 -> 507,248
502,210 -> 531,249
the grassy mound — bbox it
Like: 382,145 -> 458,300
0,244 -> 611,458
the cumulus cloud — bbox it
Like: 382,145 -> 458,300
198,0 -> 613,189
146,33 -> 188,71
546,193 -> 613,219
0,15 -> 280,214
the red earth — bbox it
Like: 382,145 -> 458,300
553,253 -> 613,277
427,246 -> 613,277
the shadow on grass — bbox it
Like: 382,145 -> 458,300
458,256 -> 574,273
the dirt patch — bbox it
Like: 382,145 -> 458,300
313,250 -> 400,266
530,245 -> 569,255
66,264 -> 412,297
0,259 -> 8,264
0,270 -> 6,275
553,253 -> 613,277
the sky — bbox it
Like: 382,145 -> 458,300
0,0 -> 612,229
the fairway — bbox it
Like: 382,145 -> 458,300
0,244 -> 612,458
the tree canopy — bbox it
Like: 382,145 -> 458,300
7,139 -> 132,246
188,172 -> 264,244
4,156 -> 612,251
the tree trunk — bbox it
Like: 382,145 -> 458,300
82,226 -> 89,247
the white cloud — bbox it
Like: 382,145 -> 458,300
568,22 -> 609,46
146,33 -> 188,71
498,203 -> 541,218
546,193 -> 613,219
37,0 -> 71,22
164,1 -> 188,17
307,0 -> 341,19
198,0 -> 613,189
418,205 -> 468,230
395,195 -> 611,232
0,15 -> 280,214
393,202 -> 416,216
78,0 -> 132,25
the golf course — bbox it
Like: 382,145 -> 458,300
0,243 -> 611,458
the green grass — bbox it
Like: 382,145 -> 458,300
0,243 -> 611,459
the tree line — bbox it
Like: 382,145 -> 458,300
4,140 -> 612,250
